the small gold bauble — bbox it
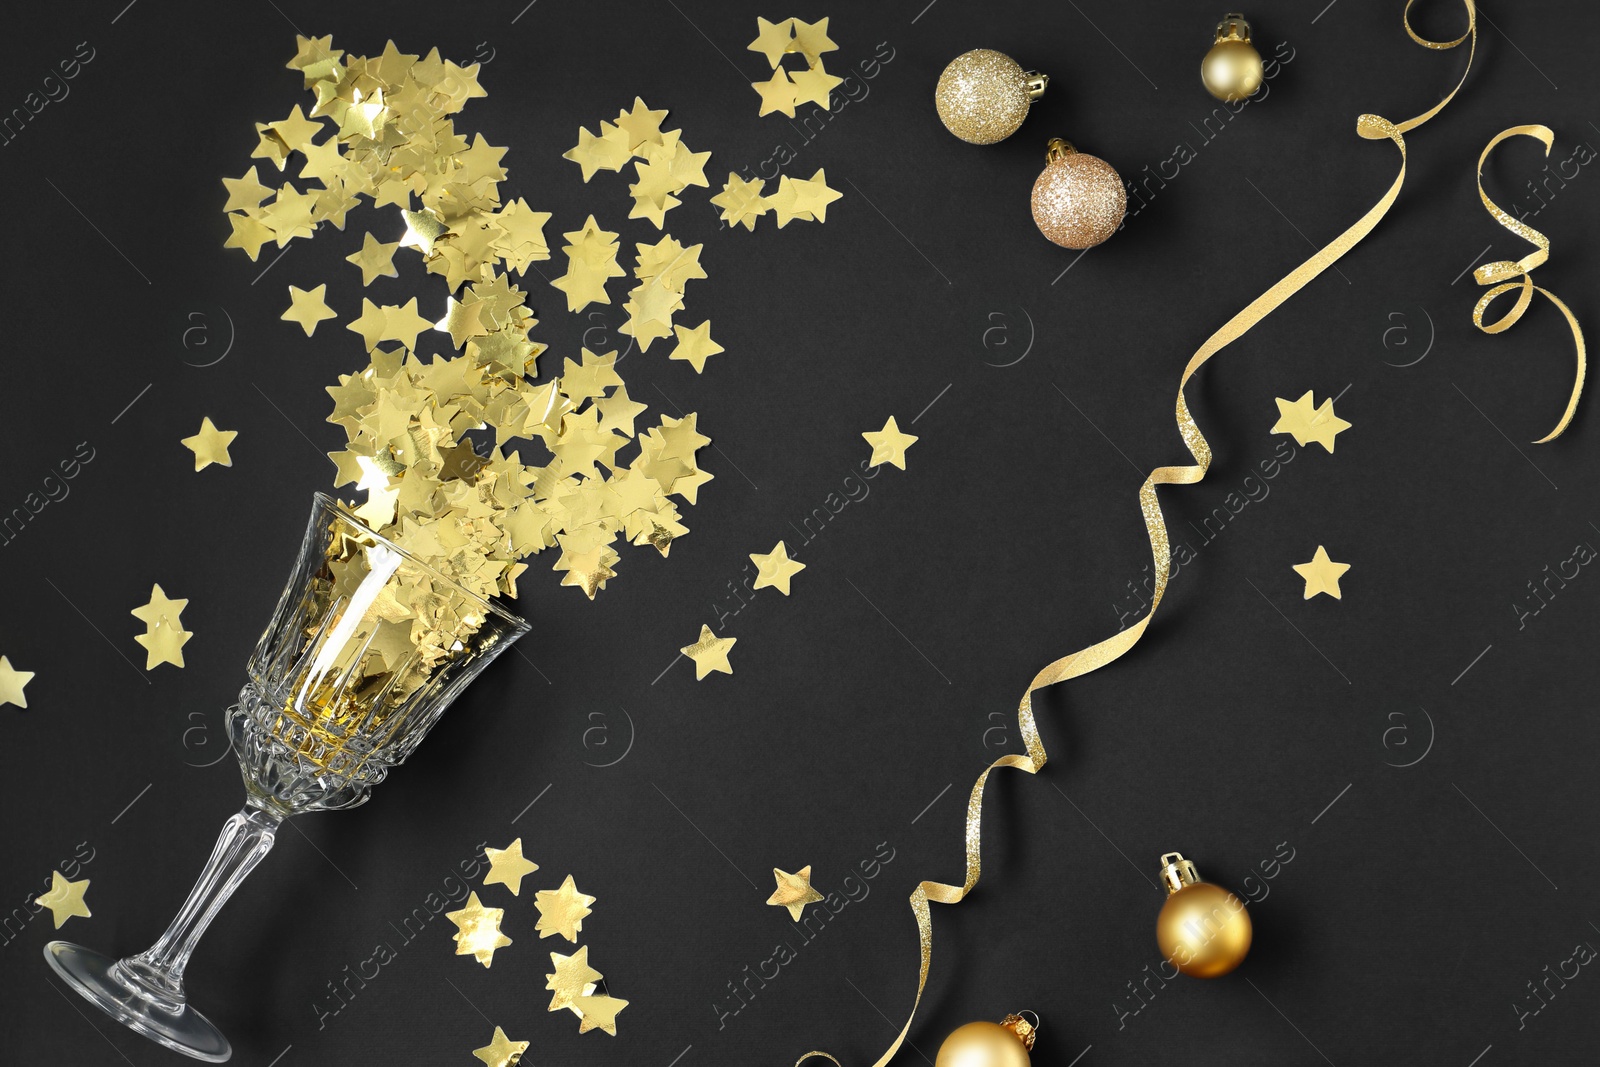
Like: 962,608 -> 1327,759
935,49 -> 1047,145
934,1014 -> 1037,1067
1154,853 -> 1253,978
1030,138 -> 1125,250
1201,13 -> 1264,102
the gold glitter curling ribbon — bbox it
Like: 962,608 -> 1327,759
797,6 -> 1476,1066
1470,125 -> 1587,443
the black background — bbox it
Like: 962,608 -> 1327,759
3,0 -> 1598,1064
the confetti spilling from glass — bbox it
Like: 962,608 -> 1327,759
1271,390 -> 1351,452
862,416 -> 917,469
181,417 -> 237,472
766,865 -> 823,920
749,541 -> 805,595
562,97 -> 711,231
680,623 -> 737,679
0,656 -> 34,709
223,37 -> 715,609
711,168 -> 841,232
36,871 -> 91,928
131,584 -> 192,671
1292,545 -> 1351,600
747,17 -> 844,118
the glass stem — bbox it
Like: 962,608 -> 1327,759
122,806 -> 282,1006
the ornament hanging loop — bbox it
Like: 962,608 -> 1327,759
1044,137 -> 1077,162
1215,13 -> 1252,44
1158,852 -> 1200,894
1024,72 -> 1049,100
999,1013 -> 1039,1051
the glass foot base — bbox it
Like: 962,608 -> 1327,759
44,941 -> 231,1062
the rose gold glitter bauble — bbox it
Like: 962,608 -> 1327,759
934,49 -> 1046,145
1030,138 -> 1126,249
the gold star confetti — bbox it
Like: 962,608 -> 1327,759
863,416 -> 917,469
346,231 -> 400,285
711,174 -> 770,231
751,69 -> 799,118
668,320 -> 724,373
447,891 -> 512,966
767,865 -> 823,920
131,585 -> 188,628
483,838 -> 540,896
226,38 -> 711,621
181,417 -> 238,471
1271,390 -> 1351,453
681,623 -> 736,680
0,656 -> 34,709
750,541 -> 806,595
747,16 -> 843,117
282,283 -> 337,336
1292,546 -> 1351,600
535,875 -> 596,942
564,122 -> 634,181
547,945 -> 603,1015
135,617 -> 193,670
574,994 -> 629,1036
35,871 -> 91,928
748,16 -> 798,66
472,1026 -> 529,1067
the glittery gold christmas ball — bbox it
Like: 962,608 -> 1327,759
934,49 -> 1046,145
1155,854 -> 1253,978
1030,139 -> 1126,249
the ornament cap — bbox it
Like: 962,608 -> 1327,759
999,1012 -> 1039,1051
1044,137 -> 1077,163
1214,12 -> 1252,44
1024,72 -> 1049,100
1158,852 -> 1201,895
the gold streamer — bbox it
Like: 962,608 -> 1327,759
1470,125 -> 1587,443
804,5 -> 1477,1065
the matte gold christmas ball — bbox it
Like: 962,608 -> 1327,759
1155,853 -> 1253,978
1201,13 -> 1264,102
935,49 -> 1047,145
934,1016 -> 1036,1067
1030,138 -> 1126,249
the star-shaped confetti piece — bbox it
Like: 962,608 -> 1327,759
785,168 -> 843,223
346,231 -> 400,285
668,320 -> 724,373
1292,545 -> 1351,600
767,865 -> 823,920
131,585 -> 189,628
535,875 -> 596,942
681,624 -> 736,679
751,69 -> 799,118
483,838 -> 540,896
282,283 -> 337,336
472,1026 -> 529,1067
711,174 -> 770,231
0,656 -> 34,709
563,123 -> 634,181
614,97 -> 669,152
750,542 -> 806,595
748,16 -> 798,67
1271,390 -> 1351,453
574,994 -> 629,1036
35,871 -> 91,928
181,417 -> 238,471
863,416 -> 917,469
547,945 -> 603,1015
135,617 -> 193,670
447,891 -> 513,967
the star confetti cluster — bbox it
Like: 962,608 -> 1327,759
131,584 -> 192,671
748,17 -> 845,118
710,168 -> 842,232
563,98 -> 712,230
448,838 -> 629,1056
222,37 -> 715,602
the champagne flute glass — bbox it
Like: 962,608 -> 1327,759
44,493 -> 531,1061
